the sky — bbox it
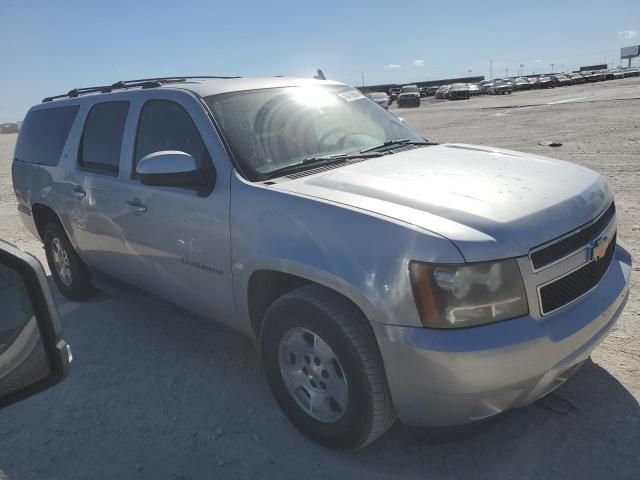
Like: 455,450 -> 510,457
0,0 -> 639,122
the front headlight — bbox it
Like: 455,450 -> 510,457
409,259 -> 528,328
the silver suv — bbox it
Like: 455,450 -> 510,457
12,76 -> 631,450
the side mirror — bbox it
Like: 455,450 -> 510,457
136,151 -> 212,188
0,241 -> 70,410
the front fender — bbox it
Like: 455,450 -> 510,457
230,173 -> 463,335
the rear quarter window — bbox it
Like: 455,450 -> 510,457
14,106 -> 79,166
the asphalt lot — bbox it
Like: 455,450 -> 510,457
0,78 -> 639,480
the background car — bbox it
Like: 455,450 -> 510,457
389,87 -> 401,102
425,86 -> 438,96
611,70 -> 625,80
552,74 -> 573,86
568,72 -> 586,84
467,83 -> 481,96
489,80 -> 512,94
397,84 -> 421,107
527,76 -> 540,88
513,77 -> 532,90
479,80 -> 493,94
435,85 -> 451,98
366,91 -> 390,108
447,83 -> 470,100
536,75 -> 555,88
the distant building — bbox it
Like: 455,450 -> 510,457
579,64 -> 607,72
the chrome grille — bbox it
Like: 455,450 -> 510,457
538,232 -> 616,315
530,202 -> 615,270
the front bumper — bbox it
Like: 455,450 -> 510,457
398,96 -> 420,106
372,244 -> 632,426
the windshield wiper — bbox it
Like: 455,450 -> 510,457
263,152 -> 384,179
360,138 -> 437,153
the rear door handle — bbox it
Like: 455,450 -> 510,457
125,200 -> 147,213
72,185 -> 86,199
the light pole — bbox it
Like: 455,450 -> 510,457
505,68 -> 509,77
520,64 -> 524,76
550,63 -> 554,73
468,69 -> 472,77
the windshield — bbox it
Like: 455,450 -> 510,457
205,85 -> 424,180
401,86 -> 419,93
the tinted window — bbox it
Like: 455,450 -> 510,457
14,106 -> 79,166
133,100 -> 210,174
79,101 -> 129,175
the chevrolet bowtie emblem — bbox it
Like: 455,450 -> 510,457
590,235 -> 610,261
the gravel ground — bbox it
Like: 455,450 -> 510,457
0,78 -> 638,480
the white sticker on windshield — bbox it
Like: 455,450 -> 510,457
337,90 -> 366,102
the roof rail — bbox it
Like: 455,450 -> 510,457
42,75 -> 241,103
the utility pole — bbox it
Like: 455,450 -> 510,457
361,71 -> 365,89
550,63 -> 554,73
505,68 -> 509,77
490,59 -> 493,80
520,64 -> 524,76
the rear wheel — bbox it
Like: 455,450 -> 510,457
261,285 -> 396,450
44,223 -> 93,300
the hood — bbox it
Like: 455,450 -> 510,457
398,92 -> 419,97
272,144 -> 611,262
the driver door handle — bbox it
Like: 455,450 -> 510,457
125,200 -> 147,213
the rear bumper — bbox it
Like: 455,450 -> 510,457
373,245 -> 632,426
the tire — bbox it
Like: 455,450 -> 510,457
44,223 -> 93,300
260,285 -> 396,450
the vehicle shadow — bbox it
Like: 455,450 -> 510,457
354,358 -> 640,479
0,278 -> 637,480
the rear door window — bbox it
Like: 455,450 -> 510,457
79,101 -> 129,175
14,106 -> 79,165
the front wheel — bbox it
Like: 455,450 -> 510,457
261,285 -> 396,450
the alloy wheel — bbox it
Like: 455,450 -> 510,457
278,327 -> 349,423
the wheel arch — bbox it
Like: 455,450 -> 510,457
245,265 -> 377,340
31,203 -> 83,256
32,203 -> 64,241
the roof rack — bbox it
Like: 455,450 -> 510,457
42,75 -> 241,103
